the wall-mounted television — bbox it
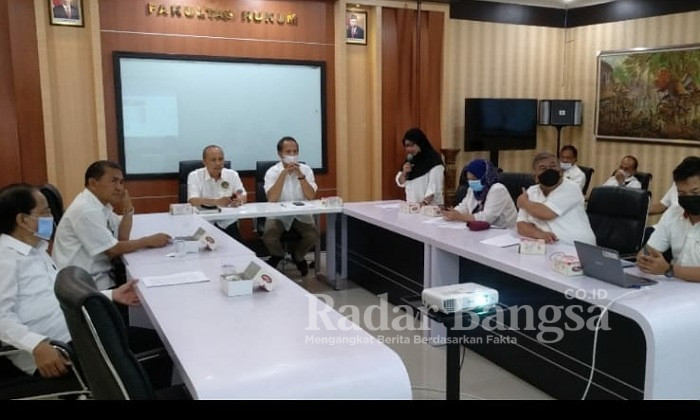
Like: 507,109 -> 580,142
464,98 -> 538,154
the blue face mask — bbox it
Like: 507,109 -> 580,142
468,179 -> 484,192
33,216 -> 55,240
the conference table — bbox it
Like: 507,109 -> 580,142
197,200 -> 344,288
341,200 -> 700,400
123,212 -> 411,399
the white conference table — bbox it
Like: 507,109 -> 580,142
124,213 -> 411,399
341,200 -> 700,399
197,200 -> 343,287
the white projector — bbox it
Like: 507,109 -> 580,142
421,283 -> 499,314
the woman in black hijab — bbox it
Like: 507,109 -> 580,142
395,128 -> 445,205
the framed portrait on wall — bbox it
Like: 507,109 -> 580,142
595,44 -> 700,145
49,0 -> 84,27
346,11 -> 367,45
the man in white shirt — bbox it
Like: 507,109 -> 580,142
187,145 -> 246,239
602,155 -> 642,189
0,184 -> 139,377
53,161 -> 171,291
516,152 -> 596,244
559,145 -> 586,191
638,156 -> 700,282
263,137 -> 318,276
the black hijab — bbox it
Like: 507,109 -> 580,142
402,128 -> 444,180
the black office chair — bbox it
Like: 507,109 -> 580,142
177,160 -> 231,203
578,165 -> 595,196
254,160 -> 314,272
54,266 -> 189,400
0,341 -> 90,400
586,186 -> 651,258
39,184 -> 64,240
497,172 -> 536,207
635,171 -> 653,191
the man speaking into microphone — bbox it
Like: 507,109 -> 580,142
395,128 -> 444,206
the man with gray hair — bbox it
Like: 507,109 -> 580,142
516,152 -> 596,244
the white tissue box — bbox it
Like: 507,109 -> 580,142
553,255 -> 583,276
220,274 -> 253,297
321,196 -> 343,207
519,238 -> 546,255
399,202 -> 421,214
170,203 -> 193,215
420,205 -> 442,217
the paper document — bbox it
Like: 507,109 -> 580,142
421,218 -> 467,229
141,271 -> 210,288
480,233 -> 520,248
376,203 -> 400,209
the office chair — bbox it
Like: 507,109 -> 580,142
635,171 -> 653,191
0,341 -> 90,400
54,266 -> 189,400
578,165 -> 595,196
254,160 -> 314,273
496,172 -> 536,208
39,183 -> 64,227
177,159 -> 231,203
586,186 -> 651,258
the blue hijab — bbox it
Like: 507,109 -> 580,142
464,159 -> 499,209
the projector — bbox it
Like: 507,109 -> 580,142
421,283 -> 499,314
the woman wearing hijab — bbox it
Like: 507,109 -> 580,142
395,128 -> 445,205
441,159 -> 517,228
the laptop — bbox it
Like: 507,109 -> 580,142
574,241 -> 657,288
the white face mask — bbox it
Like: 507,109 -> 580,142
282,155 -> 298,164
560,162 -> 572,171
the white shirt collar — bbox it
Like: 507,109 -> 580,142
82,188 -> 114,214
0,234 -> 47,256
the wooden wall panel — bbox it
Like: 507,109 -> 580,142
0,0 -> 46,188
99,0 -> 337,213
381,8 -> 443,201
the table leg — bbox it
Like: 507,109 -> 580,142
446,327 -> 461,400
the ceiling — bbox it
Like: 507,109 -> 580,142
453,0 -> 617,8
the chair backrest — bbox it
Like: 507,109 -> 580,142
39,183 -> 64,227
497,172 -> 536,207
54,266 -> 155,400
578,165 -> 595,196
177,160 -> 231,203
635,171 -> 653,191
586,186 -> 651,256
255,160 -> 279,204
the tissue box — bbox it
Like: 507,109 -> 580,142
420,205 -> 442,217
220,274 -> 253,297
519,238 -> 546,255
553,255 -> 583,276
321,196 -> 343,207
399,202 -> 421,214
170,203 -> 193,215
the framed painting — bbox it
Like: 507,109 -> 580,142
595,44 -> 700,145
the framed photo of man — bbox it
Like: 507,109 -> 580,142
49,0 -> 84,27
346,11 -> 367,45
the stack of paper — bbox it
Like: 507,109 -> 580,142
141,271 -> 210,288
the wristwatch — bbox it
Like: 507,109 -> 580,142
664,263 -> 674,278
298,175 -> 306,180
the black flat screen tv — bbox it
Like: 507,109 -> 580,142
464,98 -> 538,152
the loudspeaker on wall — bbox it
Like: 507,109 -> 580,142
538,100 -> 582,126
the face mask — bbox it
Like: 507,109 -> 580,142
620,171 -> 630,178
31,216 -> 55,240
468,180 -> 484,192
539,169 -> 561,187
678,195 -> 700,216
560,162 -> 572,171
282,155 -> 298,164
